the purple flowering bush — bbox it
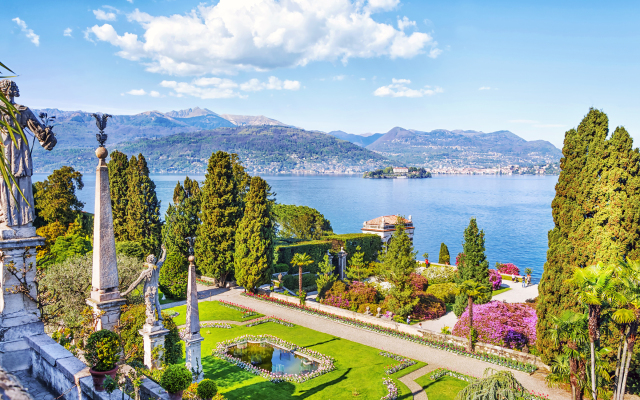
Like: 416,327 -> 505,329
489,269 -> 502,290
452,301 -> 537,349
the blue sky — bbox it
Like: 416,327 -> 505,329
2,0 -> 639,148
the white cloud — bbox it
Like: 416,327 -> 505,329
63,28 -> 73,37
149,91 -> 161,97
479,86 -> 491,91
86,0 -> 439,76
238,76 -> 301,92
160,76 -> 300,99
374,78 -> 443,98
333,75 -> 346,81
87,24 -> 144,60
93,9 -> 117,21
397,16 -> 416,31
127,0 -> 133,3
12,18 -> 40,46
127,89 -> 147,95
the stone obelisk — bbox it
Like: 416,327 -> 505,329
86,115 -> 125,331
184,237 -> 203,382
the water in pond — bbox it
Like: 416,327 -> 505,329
227,342 -> 319,375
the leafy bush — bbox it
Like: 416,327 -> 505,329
452,301 -> 537,349
273,263 -> 289,274
425,283 -> 457,303
496,262 -> 519,275
116,241 -> 146,260
420,265 -> 456,284
489,269 -> 502,290
197,379 -> 218,399
322,281 -> 350,309
347,281 -> 378,309
411,293 -> 446,320
160,364 -> 192,394
282,273 -> 317,292
162,312 -> 183,365
85,330 -> 120,371
159,251 -> 188,299
410,273 -> 429,291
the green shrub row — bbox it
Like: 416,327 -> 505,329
282,273 -> 317,292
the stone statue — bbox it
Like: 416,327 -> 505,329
0,80 -> 56,235
123,245 -> 166,325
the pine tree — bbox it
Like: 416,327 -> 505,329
536,108 -> 640,364
316,254 -> 336,298
108,150 -> 130,241
234,176 -> 275,292
438,243 -> 450,264
196,151 -> 242,285
453,218 -> 490,317
125,154 -> 162,256
346,246 -> 368,281
378,221 -> 419,318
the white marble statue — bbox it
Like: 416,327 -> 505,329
122,245 -> 167,325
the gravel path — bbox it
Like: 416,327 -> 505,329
398,365 -> 438,400
212,288 -> 569,400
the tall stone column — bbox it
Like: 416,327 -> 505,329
86,146 -> 125,331
184,238 -> 203,382
338,247 -> 348,280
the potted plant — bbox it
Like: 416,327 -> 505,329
85,330 -> 121,392
160,364 -> 192,400
197,379 -> 217,400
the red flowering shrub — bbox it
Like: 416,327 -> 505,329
410,273 -> 429,292
347,282 -> 378,309
452,301 -> 537,349
322,281 -> 379,311
455,252 -> 465,267
489,269 -> 502,290
497,263 -> 519,275
322,281 -> 350,309
412,293 -> 446,320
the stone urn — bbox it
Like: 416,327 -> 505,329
89,366 -> 118,392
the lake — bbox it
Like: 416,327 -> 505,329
33,173 -> 557,282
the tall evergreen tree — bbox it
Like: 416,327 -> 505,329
537,109 -> 640,364
453,218 -> 490,317
196,151 -> 242,285
438,242 -> 450,264
234,176 -> 275,292
125,154 -> 162,256
378,220 -> 419,318
108,150 -> 130,241
33,166 -> 84,227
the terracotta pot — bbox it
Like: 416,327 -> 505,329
167,390 -> 184,400
89,366 -> 118,392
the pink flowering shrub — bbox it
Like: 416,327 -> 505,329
410,273 -> 429,292
497,263 -> 519,275
452,301 -> 537,349
489,269 -> 502,290
412,293 -> 446,320
455,252 -> 465,267
322,281 -> 378,311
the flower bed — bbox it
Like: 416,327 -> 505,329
453,301 -> 536,350
242,292 -> 537,373
196,278 -> 216,286
212,334 -> 335,383
381,378 -> 398,400
217,300 -> 257,315
379,351 -> 416,374
245,316 -> 295,328
165,311 -> 179,318
179,322 -> 231,339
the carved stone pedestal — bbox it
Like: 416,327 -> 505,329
86,296 -> 127,331
185,334 -> 204,382
139,324 -> 169,370
0,236 -> 45,372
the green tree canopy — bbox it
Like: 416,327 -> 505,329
273,204 -> 333,240
108,150 -> 130,241
33,166 -> 84,227
439,242 -> 450,264
125,154 -> 162,256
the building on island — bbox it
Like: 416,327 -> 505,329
361,215 -> 414,243
393,167 -> 409,174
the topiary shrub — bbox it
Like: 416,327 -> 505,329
160,364 -> 192,394
161,311 -> 183,365
489,269 -> 502,290
159,251 -> 188,299
426,282 -> 457,304
420,265 -> 456,284
410,273 -> 429,291
85,330 -> 120,371
116,241 -> 146,260
411,293 -> 446,320
197,379 -> 218,400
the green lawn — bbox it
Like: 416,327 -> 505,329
414,375 -> 469,400
164,301 -> 263,326
492,287 -> 512,297
184,321 -> 423,399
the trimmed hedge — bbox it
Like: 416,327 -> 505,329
275,233 -> 382,274
159,252 -> 188,299
426,283 -> 457,304
273,263 -> 290,274
282,273 -> 317,292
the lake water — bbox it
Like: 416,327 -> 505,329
33,173 -> 557,282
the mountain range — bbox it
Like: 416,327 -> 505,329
30,106 -> 562,174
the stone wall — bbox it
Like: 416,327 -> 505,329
268,291 -> 549,371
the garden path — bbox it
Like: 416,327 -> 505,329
398,365 -> 438,400
213,288 -> 570,400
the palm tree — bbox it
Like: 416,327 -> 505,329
290,253 -> 314,295
455,280 -> 491,352
565,263 -> 617,400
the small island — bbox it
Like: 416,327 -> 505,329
363,166 -> 432,179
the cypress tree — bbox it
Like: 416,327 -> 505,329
196,151 -> 242,285
453,218 -> 490,317
536,108 -> 640,364
234,176 -> 275,292
108,150 -> 130,241
438,243 -> 450,264
125,154 -> 162,256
